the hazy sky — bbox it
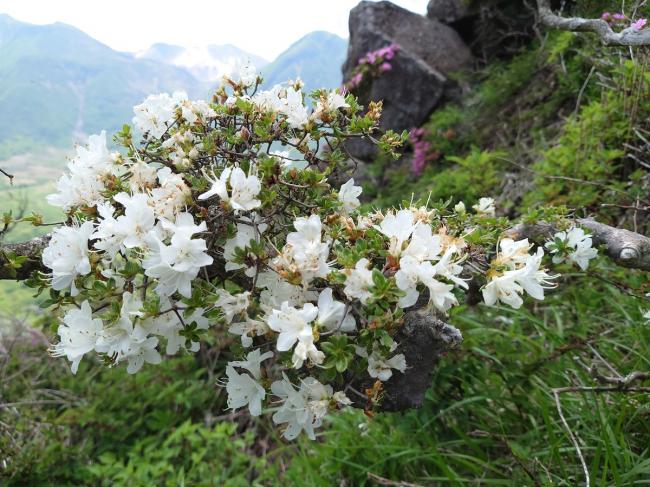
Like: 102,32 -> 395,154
0,0 -> 426,60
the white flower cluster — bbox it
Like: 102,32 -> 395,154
546,226 -> 598,270
483,238 -> 557,309
41,63 -> 590,441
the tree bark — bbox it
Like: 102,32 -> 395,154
506,218 -> 650,272
536,0 -> 650,47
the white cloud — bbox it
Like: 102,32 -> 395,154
0,0 -> 427,60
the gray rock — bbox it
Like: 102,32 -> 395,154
426,0 -> 472,24
342,1 -> 471,161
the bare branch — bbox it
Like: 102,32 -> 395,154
537,0 -> 650,46
0,235 -> 50,280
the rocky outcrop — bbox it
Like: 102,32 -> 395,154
426,0 -> 472,24
342,1 -> 472,161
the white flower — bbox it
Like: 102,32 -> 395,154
343,258 -> 374,304
546,227 -> 598,270
280,87 -> 309,129
51,301 -> 103,374
113,192 -> 156,249
179,99 -> 216,125
338,179 -> 362,213
271,375 -> 332,440
252,84 -> 284,112
482,273 -> 524,309
47,132 -> 112,211
239,62 -> 257,86
229,317 -> 269,348
316,288 -> 355,332
272,150 -> 308,171
332,391 -> 352,406
473,197 -> 495,217
198,166 -> 261,212
267,302 -> 320,367
143,230 -> 213,298
132,91 -> 187,138
229,349 -> 273,380
258,271 -> 317,310
395,255 -> 457,311
223,219 -> 266,277
376,210 -> 417,257
215,289 -> 250,323
94,296 -> 162,375
483,245 -> 557,309
149,167 -> 191,219
314,91 -> 349,121
402,224 -> 443,263
225,366 -> 266,416
274,215 -> 331,285
129,160 -> 158,191
368,351 -> 406,381
42,221 -> 95,295
454,201 -> 466,214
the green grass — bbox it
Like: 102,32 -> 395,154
284,267 -> 650,485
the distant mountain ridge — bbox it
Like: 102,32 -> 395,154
136,43 -> 268,82
0,14 -> 206,157
0,14 -> 347,158
261,31 -> 347,93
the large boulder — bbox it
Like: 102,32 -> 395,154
426,0 -> 472,24
342,1 -> 471,160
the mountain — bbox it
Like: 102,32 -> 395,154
0,14 -> 206,158
136,43 -> 268,83
261,31 -> 347,93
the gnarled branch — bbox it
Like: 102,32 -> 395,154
506,218 -> 650,271
0,235 -> 50,280
537,0 -> 650,46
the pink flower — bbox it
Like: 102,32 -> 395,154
601,12 -> 611,20
631,18 -> 647,30
612,12 -> 626,21
379,62 -> 392,73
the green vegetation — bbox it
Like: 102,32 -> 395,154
2,3 -> 650,485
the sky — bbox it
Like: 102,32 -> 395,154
0,0 -> 426,60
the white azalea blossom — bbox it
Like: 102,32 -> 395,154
271,375 -> 332,440
338,178 -> 362,212
377,209 -> 417,257
225,366 -> 267,416
199,166 -> 261,211
473,197 -> 496,217
51,301 -> 104,374
316,288 -> 356,332
215,289 -> 251,323
47,132 -> 113,211
274,214 -> 331,285
42,221 -> 95,295
132,91 -> 187,138
483,241 -> 558,309
343,258 -> 374,304
546,227 -> 598,270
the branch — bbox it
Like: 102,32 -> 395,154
537,0 -> 650,46
0,235 -> 50,280
349,309 -> 463,412
506,218 -> 650,271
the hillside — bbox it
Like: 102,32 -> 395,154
0,14 -> 206,158
261,31 -> 347,92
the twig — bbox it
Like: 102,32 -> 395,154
553,389 -> 590,487
537,0 -> 650,47
367,472 -> 424,487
